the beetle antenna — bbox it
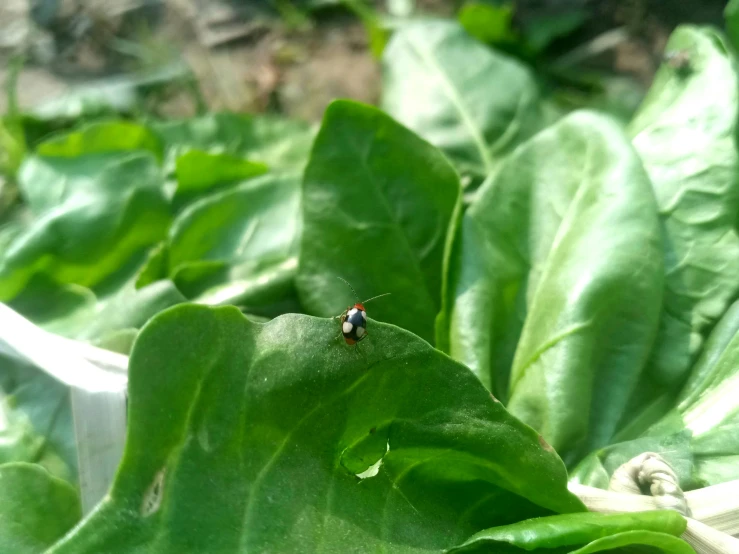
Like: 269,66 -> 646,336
361,293 -> 391,305
337,276 -> 360,302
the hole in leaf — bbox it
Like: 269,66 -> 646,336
355,441 -> 389,480
141,468 -> 166,517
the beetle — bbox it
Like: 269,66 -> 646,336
335,277 -> 390,346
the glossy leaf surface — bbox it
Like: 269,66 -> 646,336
0,357 -> 75,482
0,152 -> 170,302
0,463 -> 81,554
167,173 -> 301,313
573,301 -> 739,488
36,120 -> 163,160
48,304 -> 583,553
629,26 -> 739,387
297,100 -> 460,344
449,511 -> 690,553
173,150 -> 268,205
152,113 -> 315,173
382,20 -> 540,178
439,111 -> 663,461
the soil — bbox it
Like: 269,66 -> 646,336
0,0 -> 730,121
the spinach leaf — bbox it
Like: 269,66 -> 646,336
0,463 -> 81,554
0,357 -> 75,482
46,304 -> 584,553
382,20 -> 541,179
0,151 -> 170,302
573,300 -> 739,488
449,511 -> 690,553
629,26 -> 739,389
297,100 -> 460,344
166,173 -> 301,315
569,432 -> 696,491
173,150 -> 268,207
439,111 -> 663,462
36,120 -> 163,160
151,112 -> 315,174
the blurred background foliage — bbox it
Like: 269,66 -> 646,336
0,0 -> 734,353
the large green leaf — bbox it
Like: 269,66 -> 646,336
726,0 -> 739,50
382,20 -> 541,179
449,511 -> 690,553
36,120 -> 163,160
151,112 -> 315,173
173,150 -> 268,207
438,111 -> 663,462
676,327 -> 739,485
569,432 -> 696,490
164,173 -> 301,314
628,26 -> 739,388
0,356 -> 75,482
0,463 -> 81,554
0,152 -> 170,302
9,275 -> 185,349
47,304 -> 584,553
677,299 -> 739,411
297,100 -> 460,344
573,301 -> 739,488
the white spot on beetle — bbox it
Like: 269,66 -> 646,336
342,321 -> 353,334
361,311 -> 366,319
356,326 -> 365,338
141,469 -> 166,516
347,308 -> 358,317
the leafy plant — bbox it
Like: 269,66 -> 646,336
382,20 -> 542,181
1,10 -> 738,554
449,511 -> 690,554
45,305 -> 583,553
437,110 -> 664,463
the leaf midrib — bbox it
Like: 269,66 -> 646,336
404,32 -> 494,174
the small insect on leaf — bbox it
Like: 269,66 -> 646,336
335,277 -> 390,347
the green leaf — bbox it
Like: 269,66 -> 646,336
167,173 -> 301,312
448,511 -> 689,553
0,463 -> 81,554
0,57 -> 27,181
341,0 -> 390,58
574,299 -> 739,488
567,530 -> 695,554
458,2 -> 519,46
569,432 -> 695,490
522,9 -> 587,53
297,100 -> 460,344
0,357 -> 76,482
7,273 -> 184,353
382,20 -> 541,179
628,26 -> 739,389
76,281 -> 187,341
438,111 -> 663,462
677,299 -> 739,411
677,329 -> 739,485
135,242 -> 168,289
0,152 -> 170,302
151,112 -> 315,173
36,120 -> 163,160
0,117 -> 26,180
726,0 -> 739,50
173,150 -> 268,206
47,304 -> 584,553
